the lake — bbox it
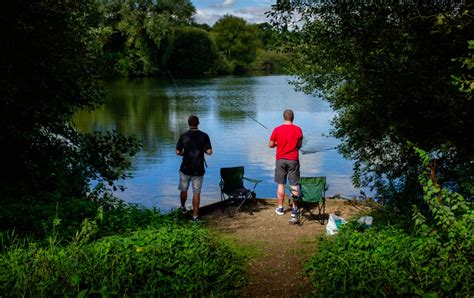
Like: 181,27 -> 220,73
74,75 -> 366,211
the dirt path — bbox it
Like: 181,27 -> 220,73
204,199 -> 365,297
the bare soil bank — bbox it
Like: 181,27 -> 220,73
202,198 -> 368,297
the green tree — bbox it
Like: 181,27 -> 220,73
0,1 -> 140,202
211,15 -> 260,73
270,2 -> 474,198
98,0 -> 195,76
167,27 -> 219,76
256,22 -> 279,49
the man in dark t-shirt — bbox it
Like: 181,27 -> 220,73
176,115 -> 212,221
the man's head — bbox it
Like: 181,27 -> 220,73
188,115 -> 199,128
283,109 -> 294,122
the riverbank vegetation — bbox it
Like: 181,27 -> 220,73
1,0 -> 473,296
1,202 -> 246,296
1,1 -> 248,295
270,1 -> 473,296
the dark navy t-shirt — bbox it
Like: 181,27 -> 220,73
176,129 -> 212,176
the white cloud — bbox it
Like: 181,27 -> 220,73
209,0 -> 236,9
194,5 -> 271,26
223,0 -> 236,6
236,6 -> 271,24
195,8 -> 228,26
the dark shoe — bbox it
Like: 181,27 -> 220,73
180,206 -> 187,214
275,207 -> 285,215
190,216 -> 202,222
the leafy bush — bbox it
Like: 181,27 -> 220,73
251,49 -> 290,74
1,215 -> 246,297
0,194 -> 148,243
305,147 -> 473,296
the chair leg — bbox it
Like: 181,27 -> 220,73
220,193 -> 227,214
296,205 -> 304,226
315,202 -> 325,225
226,196 -> 238,217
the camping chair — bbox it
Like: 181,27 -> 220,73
219,166 -> 262,217
287,177 -> 328,225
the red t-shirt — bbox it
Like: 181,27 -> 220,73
269,124 -> 303,161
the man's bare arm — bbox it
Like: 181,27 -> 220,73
296,137 -> 303,149
268,140 -> 276,148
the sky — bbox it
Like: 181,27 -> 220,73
191,0 -> 275,26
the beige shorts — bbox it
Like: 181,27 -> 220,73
178,171 -> 204,194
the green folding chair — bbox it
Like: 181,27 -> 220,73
219,166 -> 262,217
287,176 -> 328,225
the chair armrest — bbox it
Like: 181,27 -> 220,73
243,177 -> 262,190
243,177 -> 262,184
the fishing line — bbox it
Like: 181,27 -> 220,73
167,69 -> 179,95
235,108 -> 336,154
167,75 -> 332,154
300,146 -> 337,155
244,112 -> 269,130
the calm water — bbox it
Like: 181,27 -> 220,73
74,75 -> 365,211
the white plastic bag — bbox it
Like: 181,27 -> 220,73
358,216 -> 373,227
326,214 -> 347,235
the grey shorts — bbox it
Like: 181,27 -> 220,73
178,171 -> 204,194
274,159 -> 300,185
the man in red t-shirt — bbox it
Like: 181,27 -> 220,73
268,109 -> 303,224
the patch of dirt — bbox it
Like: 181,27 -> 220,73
204,198 -> 367,297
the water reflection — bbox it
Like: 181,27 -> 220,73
74,75 -> 365,211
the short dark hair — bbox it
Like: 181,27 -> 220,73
283,109 -> 294,121
188,115 -> 199,127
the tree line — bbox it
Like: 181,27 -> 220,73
96,0 -> 289,78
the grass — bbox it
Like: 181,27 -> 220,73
0,198 -> 250,297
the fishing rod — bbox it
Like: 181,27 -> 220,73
237,107 -> 337,154
241,110 -> 268,130
166,74 -> 331,153
300,147 -> 337,155
167,69 -> 179,94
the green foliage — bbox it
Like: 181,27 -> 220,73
79,131 -> 142,192
167,27 -> 220,76
0,0 -> 143,205
0,212 -> 246,297
411,146 -> 473,260
211,15 -> 261,74
251,49 -> 290,74
304,146 -> 473,296
1,1 -> 105,191
256,22 -> 280,49
270,2 -> 474,196
98,0 -> 196,77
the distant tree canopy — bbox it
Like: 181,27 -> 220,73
270,2 -> 474,198
166,27 -> 219,76
96,2 -> 287,77
98,0 -> 196,77
211,15 -> 261,73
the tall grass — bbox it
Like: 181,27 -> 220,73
304,147 -> 474,296
1,201 -> 248,296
